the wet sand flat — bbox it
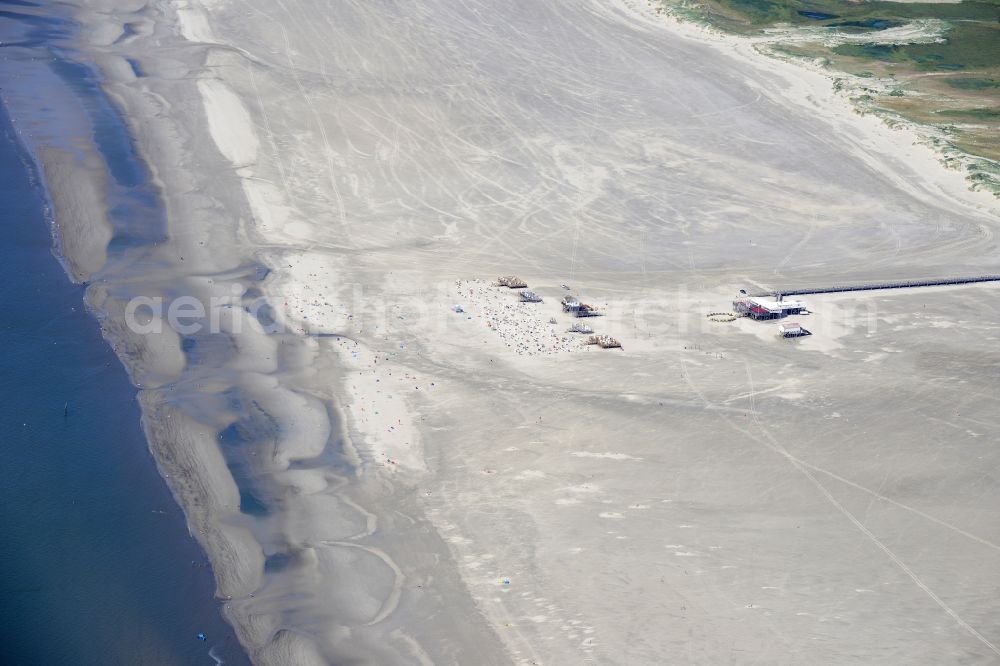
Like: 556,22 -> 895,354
46,0 -> 1000,663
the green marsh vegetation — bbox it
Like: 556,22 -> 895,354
659,0 -> 1000,191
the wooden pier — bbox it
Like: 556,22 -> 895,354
748,275 -> 1000,298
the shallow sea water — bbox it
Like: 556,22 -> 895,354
0,6 -> 249,665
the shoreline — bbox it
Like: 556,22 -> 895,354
21,0 -> 1000,663
60,0 -> 513,662
0,6 -> 248,662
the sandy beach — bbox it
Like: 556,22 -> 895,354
20,0 -> 1000,662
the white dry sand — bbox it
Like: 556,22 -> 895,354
41,0 -> 1000,663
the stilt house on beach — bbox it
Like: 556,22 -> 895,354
562,294 -> 601,317
561,295 -> 581,312
734,295 -> 807,320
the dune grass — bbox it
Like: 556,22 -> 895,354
659,0 -> 1000,190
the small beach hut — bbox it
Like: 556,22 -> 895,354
777,322 -> 808,338
587,335 -> 622,349
497,276 -> 527,289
